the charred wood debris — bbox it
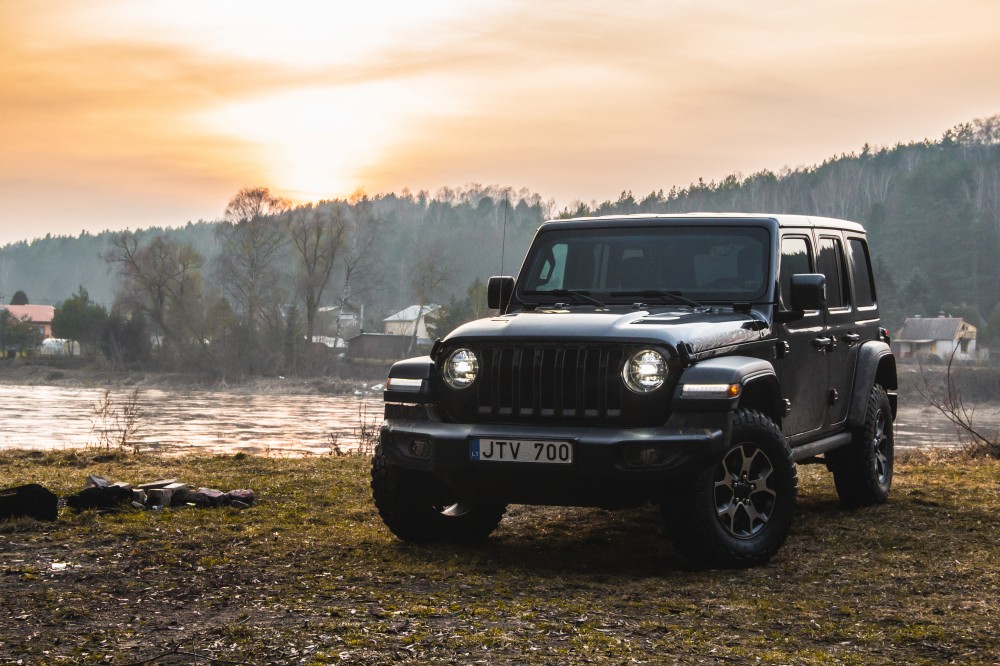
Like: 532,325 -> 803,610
1,475 -> 255,521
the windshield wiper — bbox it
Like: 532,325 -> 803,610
612,290 -> 703,308
525,289 -> 606,308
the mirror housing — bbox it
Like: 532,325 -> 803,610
789,273 -> 827,311
487,276 -> 515,311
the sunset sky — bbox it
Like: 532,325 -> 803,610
2,0 -> 999,246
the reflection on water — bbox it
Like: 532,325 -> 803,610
1,385 -> 996,456
0,385 -> 382,456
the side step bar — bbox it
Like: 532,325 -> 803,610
790,432 -> 853,463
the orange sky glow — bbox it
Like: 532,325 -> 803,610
2,0 -> 1000,245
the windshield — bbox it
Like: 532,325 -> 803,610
519,225 -> 771,304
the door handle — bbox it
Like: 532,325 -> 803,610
811,337 -> 833,350
843,333 -> 861,345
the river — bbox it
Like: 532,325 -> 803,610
0,385 -> 996,456
0,385 -> 383,456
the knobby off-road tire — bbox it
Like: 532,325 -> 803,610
828,384 -> 894,508
371,444 -> 506,543
664,409 -> 798,568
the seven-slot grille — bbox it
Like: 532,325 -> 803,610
473,345 -> 626,421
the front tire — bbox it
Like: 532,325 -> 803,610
664,409 -> 797,568
371,444 -> 506,543
828,384 -> 894,508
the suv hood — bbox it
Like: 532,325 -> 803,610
444,308 -> 769,355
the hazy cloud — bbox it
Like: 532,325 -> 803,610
2,0 -> 999,242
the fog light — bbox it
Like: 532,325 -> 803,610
409,439 -> 431,458
625,445 -> 667,467
637,446 -> 661,466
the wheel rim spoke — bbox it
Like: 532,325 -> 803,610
741,501 -> 767,527
872,408 -> 890,484
751,486 -> 777,502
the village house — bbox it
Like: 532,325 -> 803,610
345,304 -> 441,362
345,332 -> 414,361
0,304 -> 56,339
893,314 -> 979,362
382,304 -> 441,344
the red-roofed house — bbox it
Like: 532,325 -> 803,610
1,304 -> 56,339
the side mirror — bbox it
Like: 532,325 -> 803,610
487,276 -> 515,311
789,273 -> 826,311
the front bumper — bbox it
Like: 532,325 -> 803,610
379,412 -> 728,509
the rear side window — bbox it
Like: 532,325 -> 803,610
817,236 -> 850,309
779,236 -> 812,308
847,238 -> 876,308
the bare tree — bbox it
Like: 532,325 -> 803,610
332,197 -> 381,343
223,186 -> 292,227
288,203 -> 346,344
406,243 -> 450,355
104,231 -> 205,364
216,187 -> 291,374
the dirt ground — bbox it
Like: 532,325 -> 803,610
1,451 -> 997,665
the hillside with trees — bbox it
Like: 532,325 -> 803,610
558,115 -> 1000,346
0,114 -> 997,375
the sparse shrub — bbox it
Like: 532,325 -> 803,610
918,352 -> 1000,459
353,401 -> 380,456
90,388 -> 144,454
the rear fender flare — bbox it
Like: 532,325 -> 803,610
847,342 -> 898,427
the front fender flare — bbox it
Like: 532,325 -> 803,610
384,356 -> 439,404
673,356 -> 779,415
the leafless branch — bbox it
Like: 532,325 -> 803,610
916,347 -> 999,457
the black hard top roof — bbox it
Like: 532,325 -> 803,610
541,213 -> 866,233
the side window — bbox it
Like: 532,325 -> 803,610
847,238 -> 876,308
817,236 -> 850,309
779,236 -> 812,308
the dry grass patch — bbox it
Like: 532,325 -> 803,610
0,449 -> 996,664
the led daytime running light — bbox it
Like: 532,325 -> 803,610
681,383 -> 742,398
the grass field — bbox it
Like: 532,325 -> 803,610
1,449 -> 997,665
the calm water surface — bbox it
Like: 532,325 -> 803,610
0,385 -> 382,456
0,385 -> 995,456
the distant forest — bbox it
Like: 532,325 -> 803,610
1,114 -> 998,373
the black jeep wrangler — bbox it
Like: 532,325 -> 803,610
372,214 -> 897,567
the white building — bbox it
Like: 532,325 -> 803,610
894,315 -> 979,362
383,304 -> 441,343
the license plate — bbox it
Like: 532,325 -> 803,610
470,438 -> 573,464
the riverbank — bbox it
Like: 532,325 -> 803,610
1,449 -> 997,664
5,357 -> 1000,401
0,358 -> 391,396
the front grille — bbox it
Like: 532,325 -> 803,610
477,345 -> 626,420
438,342 -> 680,427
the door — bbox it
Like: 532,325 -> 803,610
816,234 -> 858,427
776,234 -> 828,437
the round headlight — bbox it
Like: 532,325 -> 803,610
622,349 -> 666,393
443,348 -> 479,389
